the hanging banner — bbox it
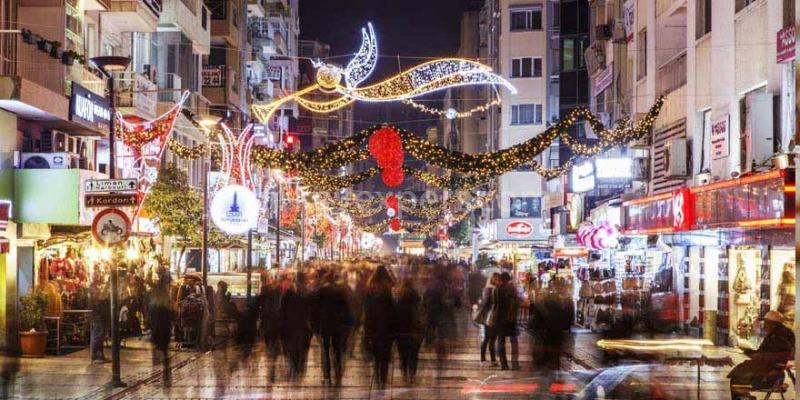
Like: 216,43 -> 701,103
711,115 -> 729,160
623,0 -> 635,43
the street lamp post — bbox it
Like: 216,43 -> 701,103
198,117 -> 221,288
91,55 -> 131,389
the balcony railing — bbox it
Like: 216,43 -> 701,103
656,51 -> 687,96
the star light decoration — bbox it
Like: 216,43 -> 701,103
251,22 -> 516,133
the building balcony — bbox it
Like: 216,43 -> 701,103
10,167 -> 107,226
105,0 -> 161,33
656,0 -> 686,17
656,50 -> 687,97
654,84 -> 687,131
159,0 -> 211,55
114,71 -> 159,120
209,0 -> 241,46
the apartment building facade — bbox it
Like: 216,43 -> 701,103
583,0 -> 796,344
0,0 -> 217,351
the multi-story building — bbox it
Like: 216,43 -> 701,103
0,0 -> 214,351
247,0 -> 298,141
584,0 -> 796,345
490,0 -> 553,247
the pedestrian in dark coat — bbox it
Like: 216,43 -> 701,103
312,270 -> 352,386
363,265 -> 396,388
278,273 -> 312,381
491,272 -> 519,370
149,268 -> 174,386
259,273 -> 281,383
395,278 -> 424,384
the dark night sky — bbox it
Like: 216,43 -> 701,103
298,0 -> 472,129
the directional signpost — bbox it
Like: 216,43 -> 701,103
85,193 -> 139,208
85,178 -> 137,193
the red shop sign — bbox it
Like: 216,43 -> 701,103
506,221 -> 533,237
777,25 -> 796,63
671,188 -> 694,231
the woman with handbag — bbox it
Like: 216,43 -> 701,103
475,273 -> 500,366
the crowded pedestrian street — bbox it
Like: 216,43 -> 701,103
1,0 -> 799,399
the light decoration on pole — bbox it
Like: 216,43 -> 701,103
251,22 -> 516,134
576,221 -> 619,250
116,91 -> 189,220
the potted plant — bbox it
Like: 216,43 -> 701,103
61,50 -> 78,66
18,291 -> 48,357
36,38 -> 51,53
21,29 -> 36,45
49,41 -> 61,59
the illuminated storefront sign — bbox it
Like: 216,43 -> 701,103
70,83 -> 111,131
622,169 -> 794,234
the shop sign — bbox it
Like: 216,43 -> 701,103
202,65 -> 225,87
210,184 -> 260,235
70,83 -> 111,132
554,247 -> 588,258
595,157 -> 633,180
265,65 -> 282,81
671,188 -> 694,231
570,160 -> 595,192
776,25 -> 796,63
623,169 -> 793,233
711,115 -> 729,160
623,0 -> 635,42
593,62 -> 613,93
0,200 -> 10,231
506,220 -> 533,237
91,208 -> 131,246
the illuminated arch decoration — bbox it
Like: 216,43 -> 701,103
116,91 -> 189,220
251,23 -> 516,131
215,123 -> 256,189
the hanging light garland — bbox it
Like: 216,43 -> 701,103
402,98 -> 501,119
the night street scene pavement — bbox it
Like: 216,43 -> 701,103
0,0 -> 799,399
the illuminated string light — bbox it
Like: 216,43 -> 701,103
402,98 -> 501,119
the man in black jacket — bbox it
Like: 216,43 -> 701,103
729,310 -> 795,400
491,272 -> 520,370
312,271 -> 352,387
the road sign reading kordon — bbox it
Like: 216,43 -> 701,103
85,193 -> 138,208
84,179 -> 137,193
92,208 -> 131,246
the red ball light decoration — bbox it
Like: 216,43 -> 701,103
369,126 -> 405,187
382,166 -> 404,187
389,217 -> 401,232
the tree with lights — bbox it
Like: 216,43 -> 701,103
144,164 -> 222,276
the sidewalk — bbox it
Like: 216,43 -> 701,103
0,337 -> 197,400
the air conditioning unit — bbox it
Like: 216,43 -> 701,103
20,152 -> 71,169
595,24 -> 612,40
694,172 -> 712,186
663,138 -> 688,178
633,157 -> 649,180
